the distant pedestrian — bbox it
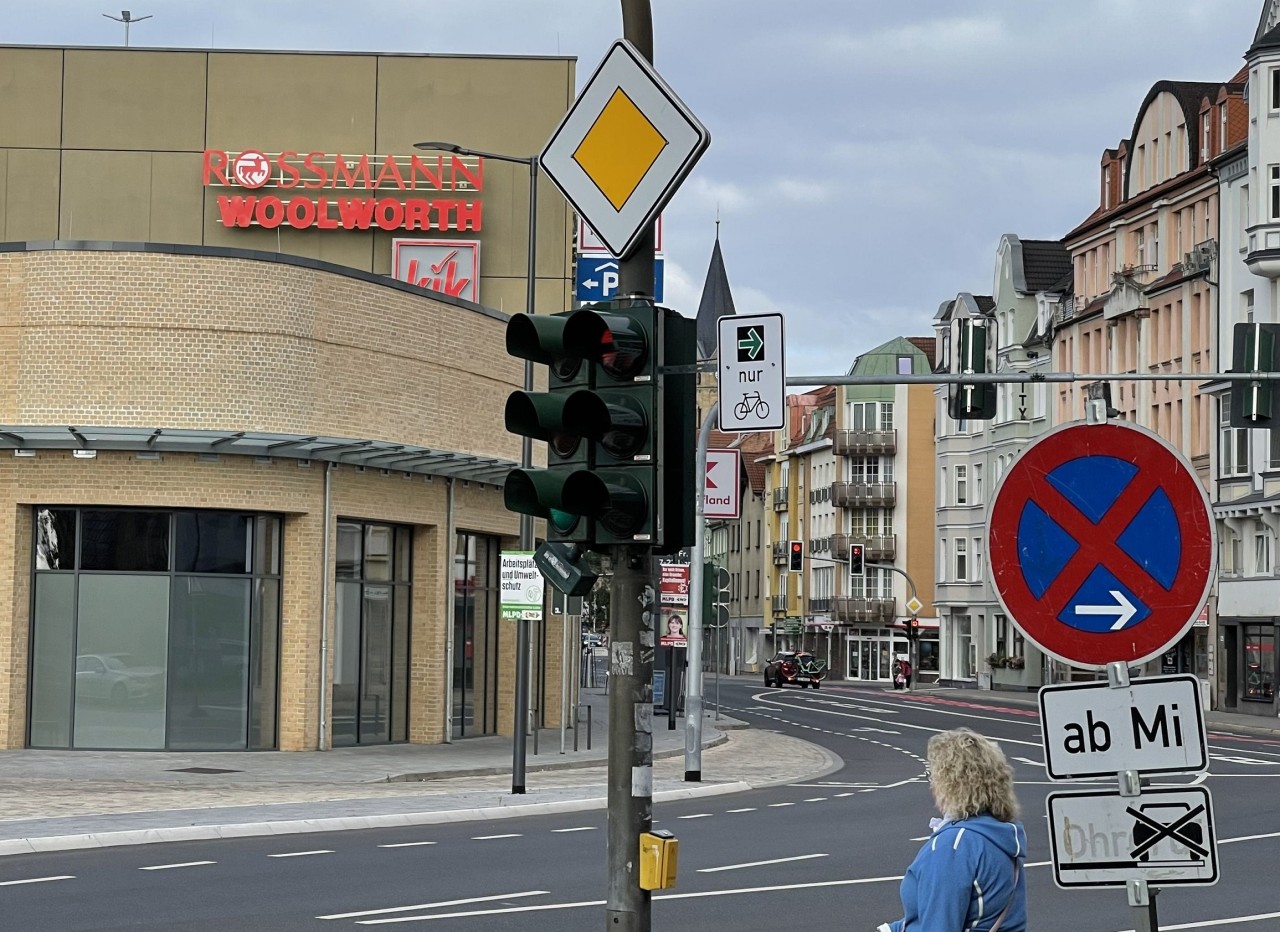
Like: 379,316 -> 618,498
877,728 -> 1027,931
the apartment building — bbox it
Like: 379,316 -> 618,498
764,388 -> 835,663
1206,5 -> 1280,717
1054,71 -> 1241,700
933,237 -> 1070,689
829,338 -> 938,684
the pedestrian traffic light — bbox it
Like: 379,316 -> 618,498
1230,322 -> 1280,428
948,316 -> 997,420
503,298 -> 696,552
789,540 -> 803,572
849,542 -> 865,579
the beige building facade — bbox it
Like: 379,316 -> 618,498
0,45 -> 577,750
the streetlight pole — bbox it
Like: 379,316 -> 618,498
414,141 -> 537,794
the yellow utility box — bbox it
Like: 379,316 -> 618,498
638,829 -> 679,890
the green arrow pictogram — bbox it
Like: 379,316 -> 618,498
738,327 -> 764,360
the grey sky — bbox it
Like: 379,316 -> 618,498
5,1 -> 1266,377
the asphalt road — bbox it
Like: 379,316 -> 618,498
1,682 -> 1277,931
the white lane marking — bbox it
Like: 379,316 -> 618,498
139,861 -> 215,871
1211,755 -> 1280,765
318,890 -> 549,920
747,691 -> 1044,747
356,900 -> 605,924
803,797 -> 827,803
1112,911 -> 1280,931
767,802 -> 795,808
0,875 -> 75,886
360,830 -> 1280,924
834,792 -> 856,797
551,827 -> 596,833
1219,829 -> 1280,845
677,813 -> 713,820
910,835 -> 930,841
471,834 -> 521,840
269,850 -> 332,858
726,807 -> 757,813
378,842 -> 438,848
1012,756 -> 1043,767
802,782 -> 879,787
699,853 -> 828,873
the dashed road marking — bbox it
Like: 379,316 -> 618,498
139,861 -> 215,871
0,875 -> 74,886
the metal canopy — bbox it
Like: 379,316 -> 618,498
0,426 -> 516,484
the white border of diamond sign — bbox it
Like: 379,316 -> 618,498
539,39 -> 710,258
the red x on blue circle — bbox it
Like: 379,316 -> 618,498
988,422 -> 1213,668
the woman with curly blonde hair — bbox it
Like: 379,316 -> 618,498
878,728 -> 1027,932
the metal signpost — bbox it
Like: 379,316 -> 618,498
717,313 -> 785,433
535,9 -> 709,928
988,417 -> 1218,930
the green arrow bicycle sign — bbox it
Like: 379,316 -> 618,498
717,313 -> 785,433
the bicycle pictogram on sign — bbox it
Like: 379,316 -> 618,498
987,421 -> 1214,668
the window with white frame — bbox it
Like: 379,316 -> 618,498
974,464 -> 984,505
955,465 -> 968,505
1271,166 -> 1280,221
1220,104 -> 1227,153
1201,111 -> 1210,160
993,614 -> 1025,660
938,538 -> 947,582
1255,530 -> 1273,576
955,537 -> 968,581
1270,428 -> 1280,470
1272,68 -> 1280,111
1220,401 -> 1250,477
972,537 -> 983,581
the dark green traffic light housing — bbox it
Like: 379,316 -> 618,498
947,316 -> 997,421
502,299 -> 696,553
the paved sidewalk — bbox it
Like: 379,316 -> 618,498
0,687 -> 842,856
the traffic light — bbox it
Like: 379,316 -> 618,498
789,540 -> 803,572
1230,322 -> 1280,428
503,298 -> 696,552
849,542 -> 865,579
703,563 -> 731,628
948,316 -> 997,420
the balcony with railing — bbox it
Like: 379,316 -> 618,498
809,536 -> 831,555
772,541 -> 789,565
832,481 -> 897,508
773,487 -> 789,510
831,597 -> 896,624
834,429 -> 896,456
809,597 -> 832,613
771,594 -> 789,614
833,534 -> 896,562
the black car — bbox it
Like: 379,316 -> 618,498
764,650 -> 826,688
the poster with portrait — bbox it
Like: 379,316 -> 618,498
659,610 -> 687,647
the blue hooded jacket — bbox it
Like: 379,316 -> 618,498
888,813 -> 1027,932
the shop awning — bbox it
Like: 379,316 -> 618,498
0,426 -> 516,485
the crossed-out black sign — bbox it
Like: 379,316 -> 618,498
1128,802 -> 1209,862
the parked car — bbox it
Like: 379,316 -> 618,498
764,650 -> 826,688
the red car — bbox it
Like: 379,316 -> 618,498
764,651 -> 826,689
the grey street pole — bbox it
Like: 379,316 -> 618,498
611,8 -> 654,931
413,140 -> 537,793
684,402 -> 717,780
605,548 -> 654,932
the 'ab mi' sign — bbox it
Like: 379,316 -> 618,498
1039,675 -> 1207,781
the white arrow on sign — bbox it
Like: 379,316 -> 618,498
1074,590 -> 1137,630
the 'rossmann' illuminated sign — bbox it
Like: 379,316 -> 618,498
202,150 -> 484,232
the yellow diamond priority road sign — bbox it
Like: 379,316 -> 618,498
540,39 -> 710,259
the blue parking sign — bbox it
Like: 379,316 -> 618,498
575,255 -> 664,303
